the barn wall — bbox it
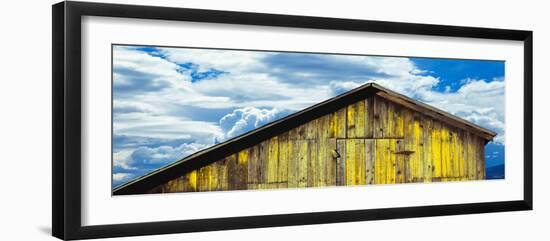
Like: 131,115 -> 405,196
149,95 -> 487,194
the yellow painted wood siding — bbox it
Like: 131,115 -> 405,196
149,95 -> 488,193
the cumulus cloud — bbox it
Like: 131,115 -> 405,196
219,107 -> 292,139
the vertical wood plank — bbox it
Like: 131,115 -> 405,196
258,141 -> 269,189
326,138 -> 338,186
214,160 -> 227,191
287,140 -> 299,188
403,108 -> 414,182
197,164 -> 213,192
440,125 -> 451,179
307,139 -> 318,187
347,100 -> 366,138
412,113 -> 424,182
450,128 -> 460,178
266,136 -> 279,189
392,103 -> 404,138
316,138 -> 326,187
345,139 -> 366,185
374,96 -> 387,138
365,139 -> 375,184
183,170 -> 198,192
396,139 -> 406,184
232,152 -> 247,190
316,115 -> 331,140
386,101 -> 395,138
432,121 -> 443,178
456,130 -> 466,178
336,139 -> 346,185
466,132 -> 476,180
388,139 -> 397,184
345,139 -> 356,185
246,145 -> 260,189
476,137 -> 486,180
375,139 -> 396,184
422,116 -> 433,183
297,140 -> 308,188
209,161 -> 219,191
365,97 -> 374,138
329,107 -> 347,138
355,139 -> 366,185
277,133 -> 290,189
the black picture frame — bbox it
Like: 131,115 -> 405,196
52,1 -> 533,240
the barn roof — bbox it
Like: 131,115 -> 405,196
113,83 -> 496,195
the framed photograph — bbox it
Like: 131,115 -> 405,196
52,1 -> 533,240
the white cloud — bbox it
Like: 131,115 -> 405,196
113,172 -> 137,187
113,112 -> 224,143
219,107 -> 292,139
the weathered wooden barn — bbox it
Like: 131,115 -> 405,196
113,83 -> 496,195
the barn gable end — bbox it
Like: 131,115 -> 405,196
114,83 -> 495,195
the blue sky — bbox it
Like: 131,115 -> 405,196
112,45 -> 505,188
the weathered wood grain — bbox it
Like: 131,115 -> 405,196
347,100 -> 366,138
345,139 -> 367,185
374,96 -> 388,138
266,136 -> 279,189
365,139 -> 375,184
440,125 -> 451,178
396,139 -> 406,184
375,139 -> 397,184
326,138 -> 338,186
277,132 -> 290,189
422,117 -> 433,183
336,139 -> 346,186
297,140 -> 308,188
431,121 -> 443,178
365,97 -> 374,138
246,146 -> 260,190
307,139 -> 318,187
329,107 -> 347,138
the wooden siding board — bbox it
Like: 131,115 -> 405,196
297,140 -> 308,188
329,107 -> 347,138
374,96 -> 387,138
246,146 -> 260,189
277,133 -> 290,189
232,152 -> 247,190
344,139 -> 366,185
396,139 -> 406,184
336,139 -> 346,186
392,103 -> 404,138
287,140 -> 299,188
457,130 -> 466,178
432,121 -> 443,178
476,137 -> 485,180
326,138 -> 338,186
365,139 -> 375,184
375,139 -> 397,184
421,116 -> 433,183
307,140 -> 318,187
347,100 -> 366,138
266,137 -> 279,189
365,97 -> 374,138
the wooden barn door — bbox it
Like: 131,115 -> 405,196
335,138 -> 416,186
335,139 -> 376,186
